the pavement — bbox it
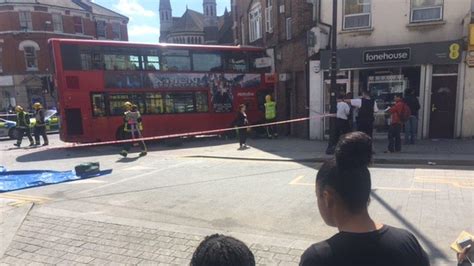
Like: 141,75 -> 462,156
0,134 -> 473,265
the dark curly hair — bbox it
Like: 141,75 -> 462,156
317,132 -> 372,213
190,234 -> 255,266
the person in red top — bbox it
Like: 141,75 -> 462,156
386,94 -> 406,153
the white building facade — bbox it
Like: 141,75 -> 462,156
309,0 -> 474,140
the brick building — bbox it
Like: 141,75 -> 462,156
232,0 -> 317,138
0,0 -> 128,112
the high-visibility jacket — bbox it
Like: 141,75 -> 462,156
17,112 -> 31,128
264,101 -> 276,120
123,110 -> 143,132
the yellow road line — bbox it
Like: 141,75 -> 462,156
0,193 -> 52,206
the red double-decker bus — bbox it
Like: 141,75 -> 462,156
49,39 -> 275,143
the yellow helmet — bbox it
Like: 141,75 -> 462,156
33,102 -> 42,110
15,105 -> 24,112
124,101 -> 132,111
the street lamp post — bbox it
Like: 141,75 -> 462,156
325,0 -> 338,155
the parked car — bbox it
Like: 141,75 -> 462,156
0,117 -> 18,139
0,110 -> 59,139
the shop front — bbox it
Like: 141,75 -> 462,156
310,40 -> 464,140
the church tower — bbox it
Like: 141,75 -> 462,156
159,0 -> 172,42
203,0 -> 218,44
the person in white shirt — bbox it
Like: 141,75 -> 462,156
336,95 -> 351,141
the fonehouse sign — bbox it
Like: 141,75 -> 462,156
363,48 -> 411,64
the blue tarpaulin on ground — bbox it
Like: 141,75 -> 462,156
0,167 -> 112,192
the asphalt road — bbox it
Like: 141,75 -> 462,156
1,134 -> 473,265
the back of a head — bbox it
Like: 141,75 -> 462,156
191,234 -> 255,266
335,131 -> 372,169
317,132 -> 373,213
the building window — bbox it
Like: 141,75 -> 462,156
112,23 -> 121,40
286,17 -> 292,40
241,19 -> 246,44
0,47 -> 3,73
24,46 -> 38,71
52,13 -> 63,32
19,11 -> 33,31
96,20 -> 106,38
343,0 -> 371,30
265,0 -> 273,33
248,3 -> 262,42
411,0 -> 443,23
73,16 -> 83,34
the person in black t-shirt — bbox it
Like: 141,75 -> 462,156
300,132 -> 430,266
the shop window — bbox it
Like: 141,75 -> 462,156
162,49 -> 191,71
343,0 -> 371,30
145,93 -> 164,114
96,20 -> 106,38
19,11 -> 32,31
112,23 -> 121,40
196,92 -> 209,113
24,46 -> 38,71
192,53 -> 222,72
411,0 -> 443,23
91,93 -> 106,117
73,16 -> 83,34
248,3 -> 262,42
164,93 -> 195,113
52,13 -> 63,32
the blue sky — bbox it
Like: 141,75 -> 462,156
93,0 -> 231,43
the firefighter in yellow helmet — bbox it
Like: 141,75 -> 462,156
264,95 -> 277,138
32,102 -> 48,146
13,105 -> 34,147
119,103 -> 147,158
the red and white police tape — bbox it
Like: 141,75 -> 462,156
23,113 -> 335,150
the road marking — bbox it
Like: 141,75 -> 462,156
289,175 -> 306,185
288,176 -> 439,192
414,176 -> 474,189
0,193 -> 51,207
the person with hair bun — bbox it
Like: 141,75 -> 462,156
191,234 -> 255,266
300,132 -> 430,266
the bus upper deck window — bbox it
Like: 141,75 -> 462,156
192,53 -> 222,72
144,56 -> 160,71
162,49 -> 191,72
224,52 -> 248,72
